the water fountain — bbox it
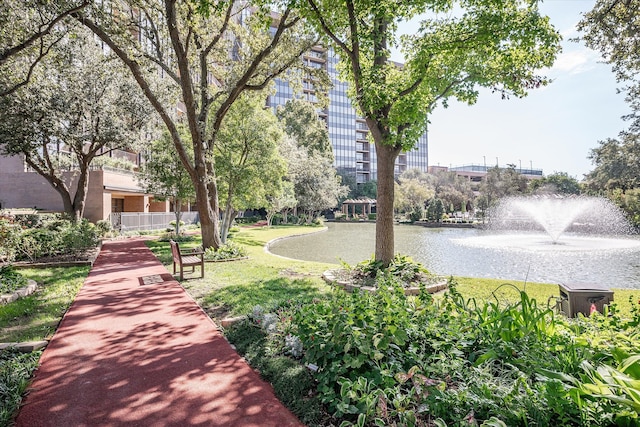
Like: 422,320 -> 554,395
459,195 -> 640,252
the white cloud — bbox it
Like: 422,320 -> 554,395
551,49 -> 600,75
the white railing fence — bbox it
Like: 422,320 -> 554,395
110,212 -> 200,232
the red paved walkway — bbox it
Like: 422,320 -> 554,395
16,238 -> 303,427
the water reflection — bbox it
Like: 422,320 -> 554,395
268,222 -> 640,289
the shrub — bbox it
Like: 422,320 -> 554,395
342,254 -> 435,288
409,209 -> 422,223
204,242 -> 247,261
367,213 -> 376,220
0,216 -> 20,263
158,231 -> 195,242
95,220 -> 112,236
289,281 -> 640,426
235,216 -> 261,224
0,265 -> 28,294
59,220 -> 99,255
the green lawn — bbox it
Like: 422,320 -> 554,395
146,226 -> 335,319
0,266 -> 89,343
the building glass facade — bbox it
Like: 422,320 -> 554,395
268,47 -> 429,183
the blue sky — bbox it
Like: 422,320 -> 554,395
414,0 -> 630,180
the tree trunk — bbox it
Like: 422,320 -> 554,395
174,198 -> 183,235
220,184 -> 236,244
374,142 -> 401,267
71,163 -> 91,223
220,207 -> 237,244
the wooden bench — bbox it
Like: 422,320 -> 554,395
169,240 -> 204,280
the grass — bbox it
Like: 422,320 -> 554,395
0,266 -> 89,343
146,225 -> 335,318
455,276 -> 639,316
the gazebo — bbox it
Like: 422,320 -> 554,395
341,198 -> 376,218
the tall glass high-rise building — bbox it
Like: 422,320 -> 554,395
267,46 -> 429,184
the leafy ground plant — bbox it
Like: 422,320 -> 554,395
338,254 -> 443,289
0,348 -> 41,426
226,275 -> 640,426
0,265 -> 28,294
204,242 -> 247,261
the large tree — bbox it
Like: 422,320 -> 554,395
530,171 -> 581,195
0,26 -> 152,221
216,93 -> 286,242
584,134 -> 640,192
280,136 -> 348,223
300,0 -> 560,266
479,164 -> 530,207
74,0 -> 322,250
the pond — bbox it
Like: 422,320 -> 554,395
268,222 -> 640,289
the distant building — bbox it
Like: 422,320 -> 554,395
268,46 -> 429,184
0,149 -> 171,224
431,164 -> 544,183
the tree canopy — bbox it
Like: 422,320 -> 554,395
276,99 -> 333,156
530,172 -> 581,195
0,0 -> 90,96
0,26 -> 153,221
215,93 -> 286,241
300,0 -> 561,265
585,134 -> 640,192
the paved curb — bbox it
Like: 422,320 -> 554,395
0,341 -> 48,353
0,280 -> 38,305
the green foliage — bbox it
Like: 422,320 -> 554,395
578,0 -> 640,131
280,136 -> 348,223
157,232 -> 195,243
480,165 -> 530,205
138,128 -> 196,229
585,135 -> 640,192
276,99 -> 333,157
95,220 -> 112,236
282,280 -> 640,426
531,172 -> 582,195
343,254 -> 433,290
235,216 -> 261,224
0,25 -> 153,221
225,316 -> 324,425
0,214 -> 20,262
0,265 -> 28,294
4,216 -> 99,262
426,198 -> 445,222
0,348 -> 41,426
204,242 -> 247,261
216,92 -> 287,242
